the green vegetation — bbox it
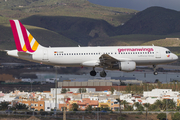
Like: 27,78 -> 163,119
71,103 -> 78,111
157,113 -> 166,120
61,88 -> 67,93
78,88 -> 86,93
142,38 -> 180,47
11,103 -> 28,110
85,105 -> 93,112
0,102 -> 9,110
172,112 -> 180,120
125,82 -> 180,94
0,0 -> 137,48
134,102 -> 144,111
0,102 -> 28,111
0,0 -> 137,26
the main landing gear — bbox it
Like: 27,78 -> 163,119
153,65 -> 158,75
90,69 -> 96,76
100,70 -> 107,77
90,67 -> 107,77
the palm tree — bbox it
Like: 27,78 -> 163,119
125,105 -> 133,111
116,98 -> 121,116
144,103 -> 150,109
161,99 -> 167,110
86,105 -> 93,112
122,100 -> 129,110
167,99 -> 176,110
110,87 -> 115,94
134,102 -> 144,111
154,100 -> 162,110
71,103 -> 78,111
144,103 -> 150,120
134,102 -> 140,108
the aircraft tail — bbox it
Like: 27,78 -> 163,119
10,20 -> 42,53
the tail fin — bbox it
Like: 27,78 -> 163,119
10,20 -> 40,52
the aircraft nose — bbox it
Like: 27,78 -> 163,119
173,54 -> 178,60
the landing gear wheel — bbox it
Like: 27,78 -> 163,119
100,71 -> 107,77
153,65 -> 158,75
154,71 -> 158,75
90,70 -> 96,76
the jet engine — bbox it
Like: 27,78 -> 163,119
112,61 -> 136,71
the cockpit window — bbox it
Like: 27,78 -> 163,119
166,51 -> 171,54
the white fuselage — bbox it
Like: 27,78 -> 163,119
7,46 -> 178,69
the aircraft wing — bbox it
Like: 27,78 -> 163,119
99,54 -> 132,66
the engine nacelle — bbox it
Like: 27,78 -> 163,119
119,61 -> 136,71
81,60 -> 99,67
111,61 -> 136,71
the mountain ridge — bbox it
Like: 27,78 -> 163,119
116,6 -> 180,35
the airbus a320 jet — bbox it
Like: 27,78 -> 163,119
6,20 -> 178,77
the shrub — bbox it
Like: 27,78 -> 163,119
172,112 -> 180,120
157,113 -> 166,120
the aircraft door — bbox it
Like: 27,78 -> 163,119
155,49 -> 161,58
43,49 -> 48,60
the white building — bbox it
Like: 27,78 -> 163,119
144,89 -> 179,98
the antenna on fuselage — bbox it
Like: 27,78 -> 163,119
78,45 -> 81,47
152,44 -> 154,46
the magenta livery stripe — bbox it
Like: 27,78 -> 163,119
9,20 -> 24,52
19,21 -> 35,52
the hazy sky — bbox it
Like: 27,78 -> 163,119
88,0 -> 180,11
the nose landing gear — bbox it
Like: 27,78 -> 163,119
153,65 -> 158,75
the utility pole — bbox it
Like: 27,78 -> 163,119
63,99 -> 66,120
166,72 -> 168,120
54,66 -> 58,117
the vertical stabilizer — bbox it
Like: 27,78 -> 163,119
10,20 -> 42,52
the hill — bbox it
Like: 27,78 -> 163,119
0,0 -> 137,48
0,21 -> 78,49
116,6 -> 180,35
21,15 -> 117,45
19,6 -> 180,47
0,1 -> 180,49
0,0 -> 137,26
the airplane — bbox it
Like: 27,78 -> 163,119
7,20 -> 178,77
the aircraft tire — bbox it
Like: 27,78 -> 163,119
154,71 -> 158,75
90,70 -> 96,76
100,71 -> 107,77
